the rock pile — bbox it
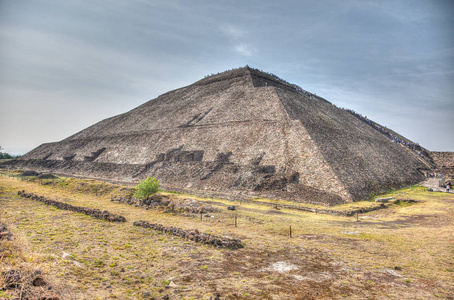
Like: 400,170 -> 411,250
112,195 -> 218,214
1,224 -> 59,299
19,170 -> 40,176
2,269 -> 22,289
37,173 -> 58,179
0,222 -> 13,241
166,198 -> 219,214
375,197 -> 393,203
18,191 -> 126,222
133,220 -> 243,249
112,194 -> 169,209
1,269 -> 58,299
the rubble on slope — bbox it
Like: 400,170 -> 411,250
111,194 -> 219,214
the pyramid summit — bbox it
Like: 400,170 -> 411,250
3,66 -> 432,205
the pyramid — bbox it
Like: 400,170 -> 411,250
3,67 -> 431,205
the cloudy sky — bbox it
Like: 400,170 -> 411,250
1,0 -> 453,155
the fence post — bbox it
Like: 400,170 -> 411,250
290,226 -> 292,238
235,214 -> 237,227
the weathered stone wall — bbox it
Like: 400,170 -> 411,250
133,220 -> 243,249
6,159 -> 140,182
18,191 -> 126,222
430,151 -> 454,168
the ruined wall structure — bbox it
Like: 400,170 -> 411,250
3,67 -> 428,205
430,151 -> 454,179
430,152 -> 454,168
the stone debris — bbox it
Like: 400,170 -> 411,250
0,222 -> 13,241
112,194 -> 218,214
142,291 -> 151,298
167,198 -> 219,214
1,269 -> 58,299
254,199 -> 387,217
263,261 -> 299,273
19,170 -> 40,176
359,216 -> 376,219
18,190 -> 126,222
133,220 -> 243,249
0,223 -> 58,299
383,269 -> 403,277
375,197 -> 393,203
2,269 -> 21,288
37,173 -> 58,179
61,252 -> 84,268
73,261 -> 85,268
32,275 -> 47,286
341,231 -> 361,235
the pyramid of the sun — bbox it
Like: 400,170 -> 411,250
5,67 -> 429,205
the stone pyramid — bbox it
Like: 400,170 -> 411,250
4,67 -> 431,205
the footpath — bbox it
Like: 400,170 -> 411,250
420,177 -> 452,193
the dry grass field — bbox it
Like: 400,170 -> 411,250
1,171 -> 453,299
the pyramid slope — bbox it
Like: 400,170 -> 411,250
4,67 -> 428,205
274,86 -> 425,199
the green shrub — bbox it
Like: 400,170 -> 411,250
134,176 -> 160,199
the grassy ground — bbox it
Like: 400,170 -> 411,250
1,172 -> 453,299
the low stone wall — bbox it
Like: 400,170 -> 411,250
133,220 -> 243,249
253,200 -> 386,217
17,191 -> 126,222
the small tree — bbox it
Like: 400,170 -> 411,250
0,146 -> 13,159
134,176 -> 160,200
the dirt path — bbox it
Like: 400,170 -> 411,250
420,177 -> 452,193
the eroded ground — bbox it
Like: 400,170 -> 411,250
1,174 -> 453,299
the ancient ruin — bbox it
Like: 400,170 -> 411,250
18,191 -> 127,222
2,67 -> 436,205
429,151 -> 454,179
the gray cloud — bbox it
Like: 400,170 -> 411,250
1,0 -> 453,154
